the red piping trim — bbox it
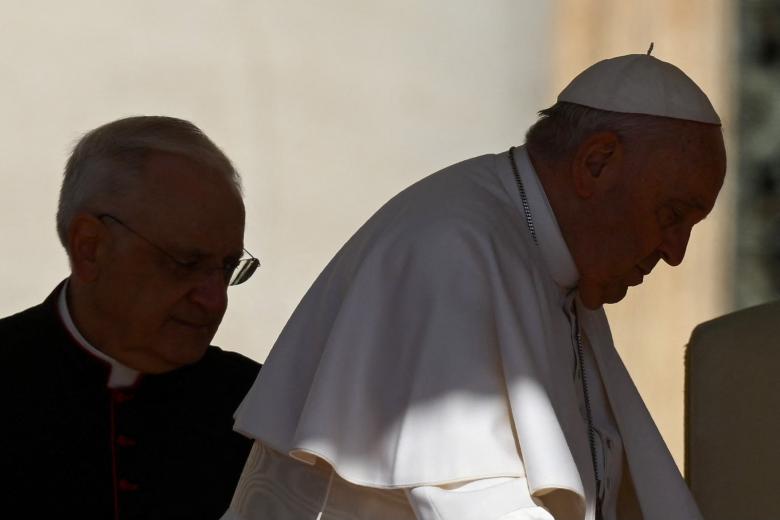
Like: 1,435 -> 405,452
110,392 -> 120,520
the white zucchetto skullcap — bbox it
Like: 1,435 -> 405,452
557,52 -> 721,125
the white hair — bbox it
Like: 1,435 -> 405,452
56,116 -> 242,250
524,101 -> 684,165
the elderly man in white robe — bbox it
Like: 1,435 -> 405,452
222,51 -> 726,520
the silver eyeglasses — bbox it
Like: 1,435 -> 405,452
98,214 -> 260,286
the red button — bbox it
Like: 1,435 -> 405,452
116,435 -> 137,447
118,479 -> 139,492
112,390 -> 134,403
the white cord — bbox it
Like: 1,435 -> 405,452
315,469 -> 336,520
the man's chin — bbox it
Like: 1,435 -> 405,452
602,288 -> 629,305
579,282 -> 628,309
162,342 -> 210,370
157,330 -> 214,371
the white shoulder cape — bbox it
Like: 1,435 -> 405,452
234,149 -> 702,520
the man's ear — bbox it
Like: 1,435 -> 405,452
68,214 -> 107,283
571,131 -> 623,198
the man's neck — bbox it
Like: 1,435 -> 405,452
525,151 -> 609,310
526,150 -> 580,254
61,279 -> 141,387
67,278 -> 172,374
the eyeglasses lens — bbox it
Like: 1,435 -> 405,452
229,258 -> 260,286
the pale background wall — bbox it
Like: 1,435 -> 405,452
0,1 -> 734,469
0,0 -> 552,342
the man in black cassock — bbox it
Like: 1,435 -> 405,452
1,116 -> 261,519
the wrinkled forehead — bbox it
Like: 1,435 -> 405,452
675,124 -> 726,187
125,153 -> 245,250
647,124 -> 726,211
632,121 -> 725,172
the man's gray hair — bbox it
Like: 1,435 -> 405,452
56,116 -> 241,250
525,101 -> 681,165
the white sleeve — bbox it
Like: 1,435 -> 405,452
406,477 -> 555,520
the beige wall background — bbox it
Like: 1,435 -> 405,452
0,2 -> 735,469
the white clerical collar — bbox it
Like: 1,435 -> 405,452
512,146 -> 579,289
57,280 -> 140,388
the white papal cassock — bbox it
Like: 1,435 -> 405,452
222,147 -> 702,520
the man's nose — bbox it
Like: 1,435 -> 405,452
660,225 -> 692,267
188,269 -> 229,314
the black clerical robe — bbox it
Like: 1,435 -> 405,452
1,284 -> 260,519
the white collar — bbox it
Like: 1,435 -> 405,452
58,280 -> 140,388
511,146 -> 579,290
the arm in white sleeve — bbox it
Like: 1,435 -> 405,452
406,477 -> 555,520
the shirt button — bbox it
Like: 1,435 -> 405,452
116,435 -> 137,447
112,390 -> 134,403
118,479 -> 140,492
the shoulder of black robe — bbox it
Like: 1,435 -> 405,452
0,281 -> 261,520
